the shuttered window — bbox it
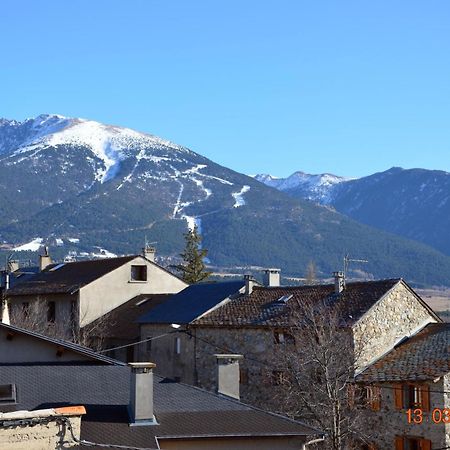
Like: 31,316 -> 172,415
395,436 -> 432,450
394,383 -> 430,411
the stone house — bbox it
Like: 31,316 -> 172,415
0,323 -> 324,449
138,279 -> 246,383
3,248 -> 187,340
138,275 -> 440,413
356,323 -> 450,450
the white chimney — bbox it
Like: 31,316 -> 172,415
143,246 -> 156,262
244,274 -> 255,295
333,271 -> 345,293
214,354 -> 243,400
263,268 -> 281,287
128,362 -> 157,425
39,247 -> 52,272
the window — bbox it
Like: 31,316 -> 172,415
273,328 -> 295,344
394,384 -> 430,411
131,265 -> 147,281
395,437 -> 431,450
240,368 -> 249,385
47,301 -> 56,322
0,384 -> 16,404
175,337 -> 181,355
272,370 -> 288,386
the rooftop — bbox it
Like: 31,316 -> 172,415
192,279 -> 405,327
0,363 -> 321,447
356,323 -> 450,382
7,255 -> 138,295
138,280 -> 245,324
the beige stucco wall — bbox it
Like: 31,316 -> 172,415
0,327 -> 93,363
353,281 -> 437,370
158,436 -> 308,449
79,256 -> 187,326
362,380 -> 449,448
0,415 -> 81,449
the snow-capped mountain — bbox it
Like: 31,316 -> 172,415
1,114 -> 450,286
254,171 -> 348,203
255,166 -> 450,259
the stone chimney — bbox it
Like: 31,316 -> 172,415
244,274 -> 255,295
7,260 -> 19,273
39,246 -> 52,272
128,362 -> 157,425
143,245 -> 156,262
333,271 -> 345,293
263,268 -> 281,287
214,354 -> 243,400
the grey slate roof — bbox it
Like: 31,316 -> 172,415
0,364 -> 321,447
138,281 -> 245,324
7,255 -> 137,295
0,322 -> 124,366
356,323 -> 450,382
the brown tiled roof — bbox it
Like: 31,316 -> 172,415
7,256 -> 138,295
192,279 -> 401,327
357,323 -> 450,382
84,294 -> 171,340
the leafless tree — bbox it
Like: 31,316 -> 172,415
271,297 -> 378,450
8,297 -> 108,351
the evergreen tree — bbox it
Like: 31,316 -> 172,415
175,226 -> 211,284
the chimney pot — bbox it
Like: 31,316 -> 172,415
333,271 -> 345,293
263,268 -> 281,287
143,246 -> 156,262
244,274 -> 255,295
39,247 -> 52,272
214,354 -> 243,400
7,260 -> 19,273
128,362 -> 157,425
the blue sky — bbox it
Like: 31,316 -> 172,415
1,1 -> 449,177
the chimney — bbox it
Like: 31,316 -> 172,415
143,245 -> 156,262
39,246 -> 52,272
128,362 -> 157,425
333,271 -> 345,293
7,260 -> 19,273
244,274 -> 255,295
214,354 -> 243,400
263,268 -> 281,287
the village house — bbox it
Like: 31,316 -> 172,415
138,273 -> 441,414
356,323 -> 450,450
2,246 -> 187,342
0,322 -> 325,450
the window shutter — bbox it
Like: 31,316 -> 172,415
347,384 -> 356,408
394,384 -> 403,410
420,439 -> 431,450
395,436 -> 404,450
371,386 -> 381,411
368,444 -> 378,450
420,385 -> 430,412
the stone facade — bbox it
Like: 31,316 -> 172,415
353,282 -> 437,370
360,378 -> 449,448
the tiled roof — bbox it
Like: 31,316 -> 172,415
7,256 -> 137,295
138,280 -> 245,324
84,294 -> 171,340
0,322 -> 124,366
192,279 -> 402,327
356,323 -> 450,382
0,364 -> 322,446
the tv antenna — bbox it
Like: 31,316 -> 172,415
344,253 -> 368,284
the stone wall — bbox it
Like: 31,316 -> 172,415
361,380 -> 448,448
0,415 -> 81,449
353,281 -> 437,370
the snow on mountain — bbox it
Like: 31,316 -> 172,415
254,171 -> 349,203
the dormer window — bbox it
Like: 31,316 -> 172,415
131,265 -> 147,282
